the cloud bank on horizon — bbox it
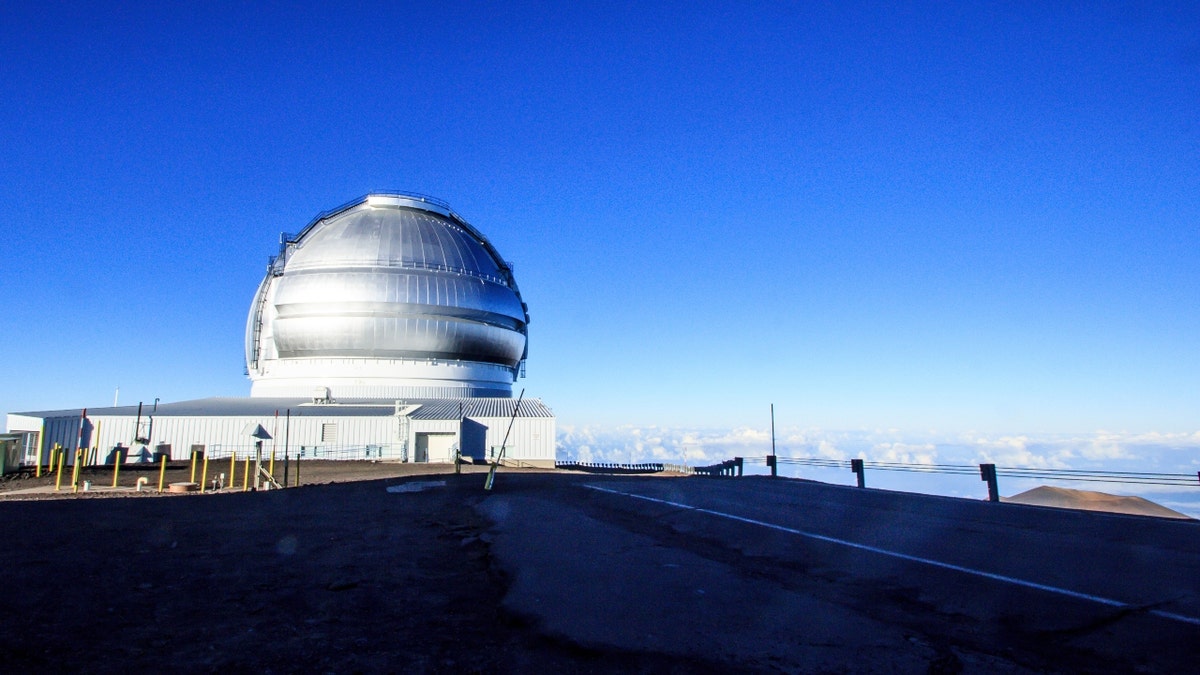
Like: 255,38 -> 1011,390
557,425 -> 1200,502
558,425 -> 1200,470
558,425 -> 1200,518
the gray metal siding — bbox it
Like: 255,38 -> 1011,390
14,398 -> 556,465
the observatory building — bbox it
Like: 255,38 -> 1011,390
6,193 -> 555,469
247,193 -> 530,399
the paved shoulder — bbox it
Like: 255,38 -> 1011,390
476,482 -> 1024,672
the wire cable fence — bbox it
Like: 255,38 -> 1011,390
745,456 -> 1200,488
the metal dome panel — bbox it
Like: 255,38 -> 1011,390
285,207 -> 508,282
245,193 -> 530,399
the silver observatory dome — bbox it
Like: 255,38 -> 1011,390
245,193 -> 529,399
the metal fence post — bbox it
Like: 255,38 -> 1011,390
980,463 -> 999,502
850,458 -> 865,488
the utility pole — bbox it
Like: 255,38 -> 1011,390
768,403 -> 777,477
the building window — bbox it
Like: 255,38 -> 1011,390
321,423 -> 337,443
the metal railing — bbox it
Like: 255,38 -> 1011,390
270,254 -> 511,286
745,455 -> 1200,503
310,190 -> 451,224
754,456 -> 1200,487
295,444 -> 404,461
112,443 -> 413,464
555,461 -> 666,474
662,463 -> 694,474
694,458 -> 744,477
499,458 -> 542,469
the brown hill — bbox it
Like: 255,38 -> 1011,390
1003,485 -> 1192,520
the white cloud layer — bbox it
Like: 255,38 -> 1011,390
557,425 -> 1200,517
559,425 -> 1200,471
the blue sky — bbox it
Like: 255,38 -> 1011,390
3,2 -> 1198,475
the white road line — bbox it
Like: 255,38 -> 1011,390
584,484 -> 1200,627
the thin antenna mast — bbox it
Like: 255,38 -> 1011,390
485,389 -> 525,491
770,403 -> 777,477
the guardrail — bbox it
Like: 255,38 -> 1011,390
555,461 -> 665,474
693,458 -> 744,477
661,463 -> 694,475
499,458 -> 543,469
750,455 -> 1200,502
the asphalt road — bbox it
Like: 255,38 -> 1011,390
480,473 -> 1200,672
3,467 -> 1196,672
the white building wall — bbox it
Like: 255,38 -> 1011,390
472,416 -> 556,466
6,414 -> 43,434
403,417 -> 555,465
19,414 -> 404,464
146,415 -> 402,461
9,409 -> 556,467
7,414 -> 94,466
410,420 -> 460,436
408,419 -> 459,463
44,416 -> 84,464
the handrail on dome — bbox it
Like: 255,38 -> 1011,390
266,191 -> 456,276
308,191 -> 451,226
263,191 -> 530,328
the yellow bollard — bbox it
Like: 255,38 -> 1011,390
243,457 -> 250,491
112,448 -> 122,488
229,453 -> 236,490
189,450 -> 198,483
55,448 -> 66,491
200,454 -> 210,493
91,420 -> 102,465
158,454 -> 168,493
45,444 -> 60,480
269,449 -> 275,478
71,449 -> 82,493
36,423 -> 46,477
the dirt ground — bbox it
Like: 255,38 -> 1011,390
0,462 -> 717,673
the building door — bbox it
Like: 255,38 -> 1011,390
414,433 -> 456,463
414,434 -> 428,463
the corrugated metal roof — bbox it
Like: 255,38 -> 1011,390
407,398 -> 554,420
13,396 -> 553,421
